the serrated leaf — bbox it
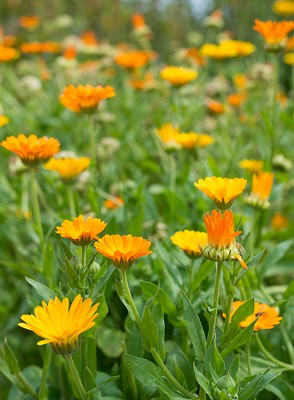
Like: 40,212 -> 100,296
25,277 -> 56,302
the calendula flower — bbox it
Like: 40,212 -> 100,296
253,19 -> 294,51
132,13 -> 146,29
0,45 -> 19,62
271,212 -> 289,230
18,15 -> 40,29
203,210 -> 247,268
155,123 -> 180,149
284,52 -> 294,64
19,294 -> 99,354
200,43 -> 238,59
80,31 -> 99,46
221,40 -> 256,57
1,134 -> 60,166
94,234 -> 152,270
223,301 -> 282,331
174,133 -> 199,149
104,196 -> 124,210
44,157 -> 90,181
273,1 -> 294,16
233,73 -> 248,90
115,50 -> 151,69
56,215 -> 107,246
228,92 -> 248,108
59,84 -> 116,113
160,66 -> 198,86
194,177 -> 247,210
129,72 -> 156,91
197,134 -> 215,148
206,99 -> 225,114
0,115 -> 9,127
170,230 -> 208,257
245,171 -> 274,210
239,159 -> 264,173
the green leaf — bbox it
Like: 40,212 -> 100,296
205,341 -> 225,380
258,240 -> 293,279
191,261 -> 215,293
3,338 -> 20,375
228,354 -> 239,383
153,302 -> 166,361
65,259 -> 80,288
182,293 -> 206,361
141,304 -> 159,353
239,369 -> 280,400
193,363 -> 212,399
95,295 -> 108,328
140,281 -> 176,315
25,277 -> 56,302
60,239 -> 74,259
8,366 -> 42,400
235,250 -> 264,285
166,345 -> 195,391
97,327 -> 125,358
84,366 -> 97,391
221,319 -> 256,358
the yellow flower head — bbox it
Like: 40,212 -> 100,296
0,45 -> 20,62
44,157 -> 90,181
197,134 -> 214,148
59,84 -> 116,113
203,210 -> 247,268
239,159 -> 264,174
94,234 -> 152,270
160,66 -> 198,86
155,123 -> 180,148
1,134 -> 60,166
170,230 -> 208,257
56,215 -> 107,246
194,177 -> 247,210
19,294 -> 99,354
284,52 -> 294,64
245,171 -> 274,210
223,301 -> 282,331
253,19 -> 294,51
174,133 -> 199,149
0,115 -> 9,127
221,40 -> 256,57
115,50 -> 152,69
273,0 -> 294,16
200,43 -> 237,60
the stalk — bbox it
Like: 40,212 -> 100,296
207,262 -> 222,346
64,354 -> 87,400
120,269 -> 142,327
30,168 -> 44,245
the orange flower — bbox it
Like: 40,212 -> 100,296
56,215 -> 107,246
44,157 -> 90,181
104,196 -> 124,210
228,92 -> 247,108
20,42 -> 43,54
253,19 -> 294,50
206,99 -> 225,114
194,177 -> 247,210
245,171 -> 274,209
129,72 -> 156,90
63,45 -> 77,60
94,234 -> 152,270
59,84 -> 116,113
132,14 -> 146,29
115,50 -> 152,69
1,134 -> 60,166
160,66 -> 198,86
170,230 -> 208,257
271,212 -> 289,230
0,45 -> 19,62
80,31 -> 99,46
203,210 -> 247,268
239,159 -> 264,173
184,47 -> 206,66
223,301 -> 282,331
41,41 -> 60,53
18,15 -> 40,29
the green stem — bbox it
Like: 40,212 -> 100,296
270,53 -> 279,163
207,262 -> 222,347
151,348 -> 197,399
89,113 -> 97,186
224,294 -> 233,334
246,336 -> 252,375
81,245 -> 87,297
16,372 -> 39,400
120,269 -> 142,327
64,354 -> 87,400
67,184 -> 76,220
30,168 -> 44,245
255,333 -> 294,371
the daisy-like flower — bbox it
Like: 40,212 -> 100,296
197,134 -> 215,148
245,171 -> 274,210
18,15 -> 40,29
160,66 -> 198,86
1,134 -> 60,166
170,230 -> 208,257
19,294 -> 99,354
203,210 -> 247,268
227,92 -> 248,108
194,177 -> 247,210
273,1 -> 294,16
0,115 -> 9,127
206,99 -> 225,114
174,133 -> 199,149
223,300 -> 282,331
115,50 -> 152,69
200,43 -> 238,60
239,159 -> 264,174
104,196 -> 124,210
94,234 -> 152,270
155,123 -> 180,149
56,215 -> 107,246
0,45 -> 19,62
271,212 -> 289,230
59,84 -> 116,113
44,157 -> 90,181
284,52 -> 294,64
253,19 -> 294,51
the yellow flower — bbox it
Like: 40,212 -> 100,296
0,115 -> 9,127
273,0 -> 294,16
160,66 -> 198,86
44,157 -> 90,181
155,123 -> 180,148
253,19 -> 294,51
94,234 -> 152,270
194,177 -> 247,210
206,99 -> 225,114
284,52 -> 294,64
223,301 -> 282,331
197,134 -> 214,148
1,134 -> 60,166
233,73 -> 248,90
239,159 -> 264,173
19,294 -> 99,354
0,45 -> 19,62
174,133 -> 199,149
245,171 -> 274,210
170,230 -> 208,257
59,84 -> 116,113
271,212 -> 289,230
221,40 -> 256,57
203,210 -> 247,268
56,215 -> 107,246
115,50 -> 152,69
227,92 -> 248,108
200,43 -> 238,59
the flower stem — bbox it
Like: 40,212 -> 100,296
64,354 -> 87,400
15,372 -> 39,400
120,269 -> 142,327
207,261 -> 222,347
89,113 -> 98,187
30,168 -> 44,245
151,348 -> 197,399
224,294 -> 233,334
67,184 -> 76,220
255,333 -> 294,371
246,336 -> 252,375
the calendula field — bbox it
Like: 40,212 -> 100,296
0,1 -> 293,399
